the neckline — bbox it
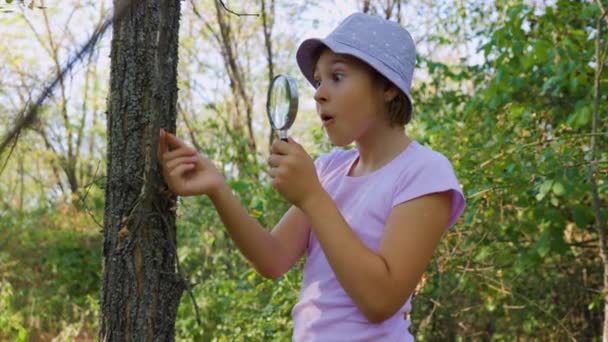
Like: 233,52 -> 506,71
344,140 -> 418,181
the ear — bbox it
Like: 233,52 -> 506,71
384,86 -> 399,103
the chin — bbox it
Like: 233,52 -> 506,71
328,135 -> 354,147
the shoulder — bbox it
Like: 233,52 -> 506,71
390,141 -> 458,184
405,141 -> 453,171
392,141 -> 465,227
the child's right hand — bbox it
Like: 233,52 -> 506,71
158,129 -> 224,197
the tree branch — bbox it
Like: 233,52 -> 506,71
261,0 -> 277,150
477,132 -> 608,170
177,102 -> 202,152
0,0 -> 134,164
217,0 -> 258,17
596,0 -> 608,24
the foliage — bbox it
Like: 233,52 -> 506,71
409,0 -> 607,340
0,205 -> 101,340
0,278 -> 28,341
0,0 -> 606,340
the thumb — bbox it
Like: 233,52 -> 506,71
286,137 -> 304,150
286,137 -> 299,145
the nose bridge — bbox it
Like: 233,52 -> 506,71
313,80 -> 328,103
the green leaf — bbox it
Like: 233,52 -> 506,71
536,180 -> 554,201
589,292 -> 603,311
541,76 -> 560,95
507,4 -> 526,20
534,41 -> 550,63
552,182 -> 565,196
576,106 -> 592,127
535,232 -> 550,258
475,246 -> 492,262
506,163 -> 516,174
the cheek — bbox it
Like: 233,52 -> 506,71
338,88 -> 367,113
348,96 -> 379,120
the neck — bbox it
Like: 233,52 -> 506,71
351,125 -> 411,176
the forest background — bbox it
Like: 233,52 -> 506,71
0,0 -> 606,340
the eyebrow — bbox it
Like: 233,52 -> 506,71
313,56 -> 350,76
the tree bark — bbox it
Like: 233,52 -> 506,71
100,0 -> 183,341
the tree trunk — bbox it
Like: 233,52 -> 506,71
100,0 -> 183,341
212,1 -> 257,153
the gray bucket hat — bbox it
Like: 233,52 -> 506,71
296,12 -> 416,119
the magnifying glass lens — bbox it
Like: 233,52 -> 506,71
269,77 -> 290,129
266,74 -> 298,142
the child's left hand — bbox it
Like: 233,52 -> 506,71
268,138 -> 323,208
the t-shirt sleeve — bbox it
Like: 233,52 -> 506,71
392,154 -> 465,228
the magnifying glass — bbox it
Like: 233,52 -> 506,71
266,74 -> 298,141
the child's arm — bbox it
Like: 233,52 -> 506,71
158,130 -> 309,278
208,185 -> 310,278
270,139 -> 452,323
302,191 -> 451,323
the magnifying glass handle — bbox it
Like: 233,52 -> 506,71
279,130 -> 288,142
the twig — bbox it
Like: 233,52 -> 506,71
596,0 -> 608,24
0,132 -> 19,176
78,160 -> 104,229
190,0 -> 203,19
177,102 -> 202,151
476,132 -> 608,170
477,273 -> 578,341
217,0 -> 258,17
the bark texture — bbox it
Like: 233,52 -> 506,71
100,0 -> 183,340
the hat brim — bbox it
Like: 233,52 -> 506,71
296,38 -> 326,88
296,38 -> 413,117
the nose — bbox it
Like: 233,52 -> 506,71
313,82 -> 328,103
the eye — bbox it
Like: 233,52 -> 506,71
312,79 -> 321,88
332,73 -> 344,82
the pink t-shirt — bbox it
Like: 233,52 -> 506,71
292,141 -> 465,341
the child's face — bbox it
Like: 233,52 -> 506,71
312,49 -> 389,147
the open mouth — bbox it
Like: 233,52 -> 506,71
321,114 -> 334,125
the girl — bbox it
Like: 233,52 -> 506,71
159,12 -> 465,341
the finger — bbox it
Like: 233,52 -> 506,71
163,146 -> 197,161
270,139 -> 290,155
286,137 -> 304,152
166,155 -> 199,172
268,167 -> 278,178
169,163 -> 195,178
267,154 -> 284,167
164,131 -> 189,150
